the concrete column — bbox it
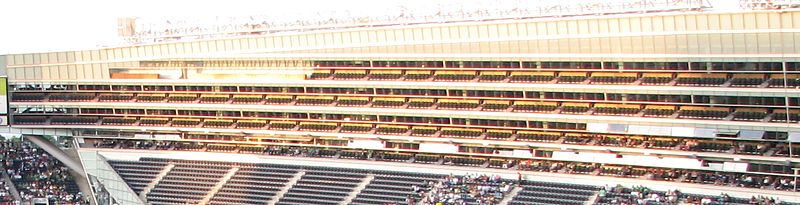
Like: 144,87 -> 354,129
24,135 -> 86,176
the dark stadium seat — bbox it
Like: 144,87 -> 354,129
479,71 -> 508,82
593,103 -> 641,116
11,93 -> 46,102
485,129 -> 513,140
296,96 -> 335,105
679,106 -> 731,120
675,73 -> 727,86
557,72 -> 588,83
333,69 -> 367,79
590,72 -> 637,84
199,94 -> 230,103
433,70 -> 476,81
167,94 -> 198,103
232,95 -> 263,104
515,131 -> 562,142
440,127 -> 483,138
337,96 -> 370,106
482,100 -> 511,111
560,102 -> 591,114
268,121 -> 297,130
49,93 -> 96,101
410,126 -> 438,136
372,97 -> 406,107
309,70 -> 332,79
771,109 -> 800,123
643,105 -> 677,117
136,93 -> 167,102
437,99 -> 480,110
509,71 -> 555,82
368,70 -> 403,80
513,101 -> 558,112
730,74 -> 766,87
98,93 -> 135,102
404,70 -> 433,81
641,73 -> 674,85
768,74 -> 800,88
265,95 -> 294,104
408,98 -> 435,108
732,108 -> 768,121
101,117 -> 137,125
375,125 -> 409,135
298,122 -> 338,131
340,123 -> 373,133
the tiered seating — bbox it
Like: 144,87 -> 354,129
204,119 -> 234,128
485,129 -> 513,140
108,160 -> 169,194
775,145 -> 800,157
414,154 -> 441,164
675,73 -> 728,86
444,156 -> 485,166
101,117 -> 137,125
336,96 -> 370,106
509,71 -> 555,82
136,93 -> 167,102
733,108 -> 769,121
641,73 -> 674,85
694,140 -> 733,152
563,133 -> 592,144
482,100 -> 510,110
737,142 -> 765,155
434,70 -> 476,81
12,116 -> 47,124
410,126 -> 438,136
509,181 -> 598,205
599,166 -> 648,178
309,70 -> 332,79
771,109 -> 800,123
296,96 -> 335,105
730,74 -> 766,87
340,150 -> 369,159
11,93 -> 46,101
49,93 -> 96,101
146,162 -> 228,205
407,98 -> 435,108
350,172 -> 442,205
265,95 -> 294,104
488,158 -> 516,168
236,120 -> 267,129
377,153 -> 413,162
516,131 -> 561,142
278,169 -> 367,205
206,144 -> 237,152
372,97 -> 406,107
560,102 -> 591,114
231,95 -> 263,104
268,121 -> 297,130
167,94 -> 198,102
209,165 -> 298,205
557,72 -> 588,83
440,127 -> 483,138
593,103 -> 641,116
298,122 -> 338,131
404,70 -> 432,80
98,93 -> 135,102
643,105 -> 677,117
768,74 -> 800,87
140,118 -> 170,126
591,72 -> 637,84
679,106 -> 731,119
200,94 -> 230,103
238,145 -> 265,154
375,125 -> 409,134
50,116 -> 97,125
437,99 -> 480,109
340,123 -> 373,133
368,70 -> 403,80
333,69 -> 367,79
647,137 -> 681,149
174,142 -> 205,151
514,101 -> 558,112
172,118 -> 201,127
479,71 -> 508,81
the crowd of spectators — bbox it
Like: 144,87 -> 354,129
597,184 -> 791,205
1,138 -> 86,204
420,174 -> 514,205
0,179 -> 12,204
91,138 -> 800,194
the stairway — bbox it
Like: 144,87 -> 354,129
340,174 -> 375,205
268,170 -> 306,205
198,167 -> 240,205
140,163 -> 174,201
498,186 -> 524,205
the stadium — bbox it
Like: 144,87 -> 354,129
1,0 -> 800,204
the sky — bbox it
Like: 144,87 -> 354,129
0,0 -> 738,55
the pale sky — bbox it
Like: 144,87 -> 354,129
0,0 -> 736,55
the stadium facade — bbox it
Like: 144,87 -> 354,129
2,3 -> 800,205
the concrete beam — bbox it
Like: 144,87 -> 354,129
25,135 -> 86,176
